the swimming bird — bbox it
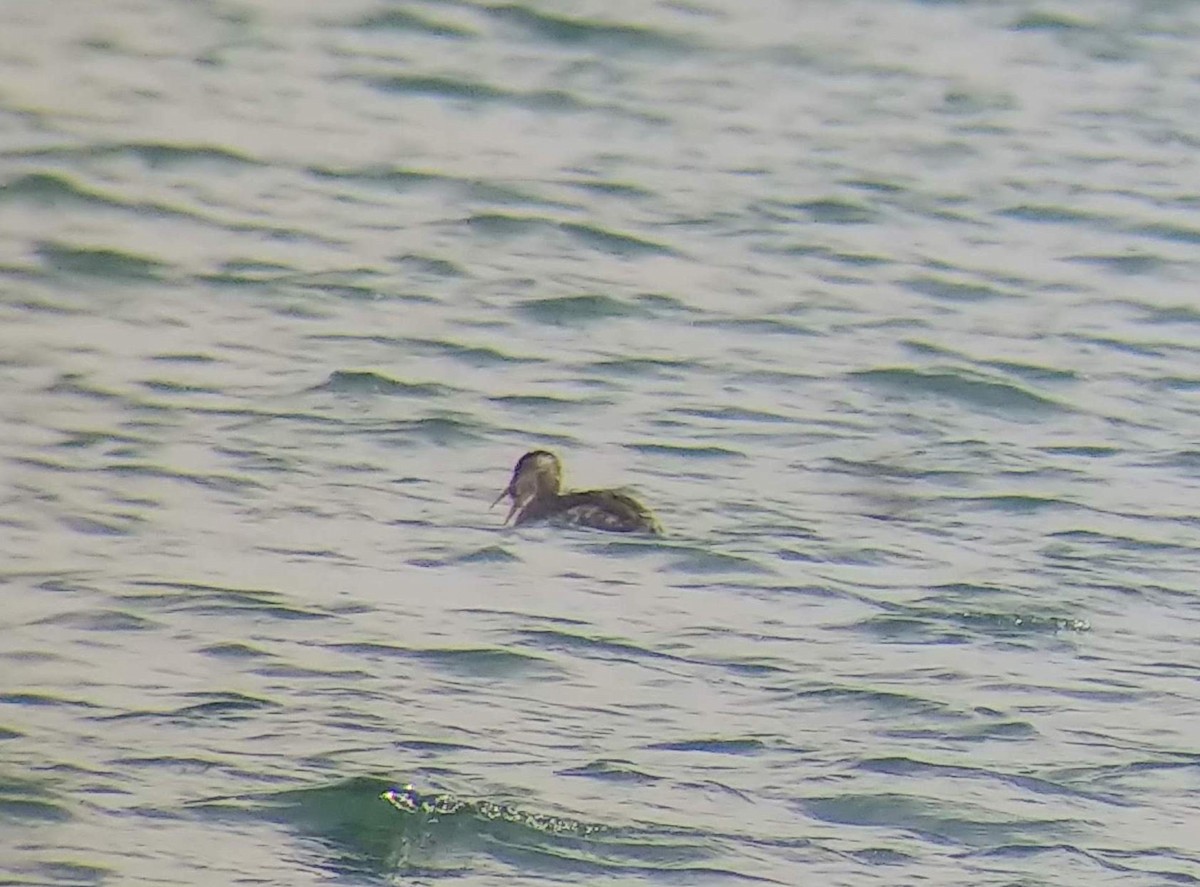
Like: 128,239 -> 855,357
491,450 -> 663,535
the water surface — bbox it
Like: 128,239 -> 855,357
2,1 -> 1199,885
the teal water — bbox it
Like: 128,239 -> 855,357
2,1 -> 1199,884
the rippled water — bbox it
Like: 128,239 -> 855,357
3,1 -> 1199,884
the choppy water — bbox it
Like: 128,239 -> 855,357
2,1 -> 1199,884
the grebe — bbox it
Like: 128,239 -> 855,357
492,450 -> 662,535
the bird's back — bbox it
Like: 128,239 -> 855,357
547,489 -> 663,535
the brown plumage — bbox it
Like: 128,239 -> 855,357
491,450 -> 663,535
